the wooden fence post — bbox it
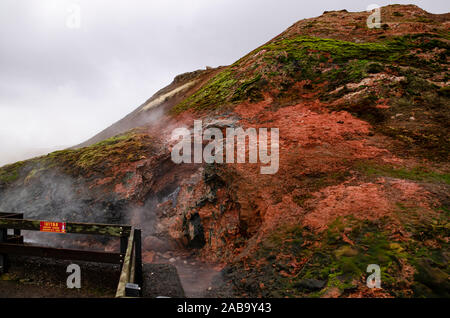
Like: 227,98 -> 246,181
0,227 -> 7,273
134,228 -> 143,294
13,213 -> 23,238
116,230 -> 135,297
120,226 -> 128,270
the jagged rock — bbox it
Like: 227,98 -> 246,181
143,236 -> 171,253
294,279 -> 327,291
184,212 -> 206,248
415,259 -> 450,297
204,118 -> 238,129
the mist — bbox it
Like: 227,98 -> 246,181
0,0 -> 448,167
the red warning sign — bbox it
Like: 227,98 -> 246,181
40,221 -> 66,233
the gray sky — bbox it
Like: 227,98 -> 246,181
0,0 -> 448,166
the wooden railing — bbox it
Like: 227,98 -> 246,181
115,228 -> 143,297
0,212 -> 142,297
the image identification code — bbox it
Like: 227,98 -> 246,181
178,302 -> 272,315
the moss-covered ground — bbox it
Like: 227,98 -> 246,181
172,34 -> 448,113
0,130 -> 156,185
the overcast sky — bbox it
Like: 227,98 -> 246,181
0,0 -> 448,166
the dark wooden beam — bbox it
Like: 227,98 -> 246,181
13,213 -> 23,237
0,243 -> 123,264
0,212 -> 23,219
6,235 -> 24,244
134,229 -> 143,290
0,228 -> 6,273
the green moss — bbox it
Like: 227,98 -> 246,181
0,131 -> 154,182
292,171 -> 349,207
381,126 -> 449,160
415,17 -> 434,23
377,68 -> 450,160
318,217 -> 406,289
438,86 -> 450,97
323,60 -> 376,91
52,132 -> 152,172
264,34 -> 448,68
248,209 -> 449,297
172,69 -> 238,113
23,167 -> 47,183
231,74 -> 265,102
334,245 -> 359,258
293,194 -> 313,207
172,34 -> 448,114
0,161 -> 26,184
357,162 -> 450,185
394,205 -> 450,297
264,36 -> 390,62
366,62 -> 384,74
255,218 -> 404,296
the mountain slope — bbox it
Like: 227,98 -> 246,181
76,67 -> 223,148
0,5 -> 449,298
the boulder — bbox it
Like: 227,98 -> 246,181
294,279 -> 327,291
143,236 -> 171,253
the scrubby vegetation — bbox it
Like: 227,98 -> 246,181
45,131 -> 154,174
173,34 -> 449,114
0,130 -> 155,185
379,73 -> 450,160
228,210 -> 449,298
0,161 -> 26,184
357,162 -> 450,185
172,32 -> 449,161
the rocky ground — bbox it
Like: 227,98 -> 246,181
0,5 -> 448,298
0,255 -> 185,298
0,256 -> 119,298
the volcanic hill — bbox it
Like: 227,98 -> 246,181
0,4 -> 449,297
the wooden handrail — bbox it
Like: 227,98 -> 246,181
0,218 -> 131,237
0,212 -> 23,219
0,213 -> 143,297
116,229 -> 135,297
